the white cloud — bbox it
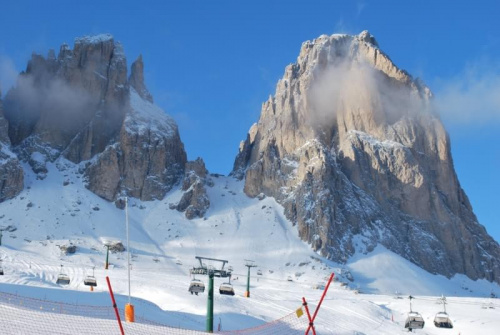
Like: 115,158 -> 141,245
307,59 -> 428,129
433,62 -> 500,124
357,2 -> 366,16
0,55 -> 19,96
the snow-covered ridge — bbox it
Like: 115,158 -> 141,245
75,33 -> 114,45
126,87 -> 177,137
1,143 -> 16,160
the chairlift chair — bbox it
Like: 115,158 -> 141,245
405,296 -> 425,331
287,276 -> 293,282
257,269 -> 262,276
434,312 -> 453,328
56,265 -> 70,285
188,279 -> 205,295
219,282 -> 235,296
84,266 -> 97,287
405,312 -> 425,331
0,260 -> 4,275
434,295 -> 453,328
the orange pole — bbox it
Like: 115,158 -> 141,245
106,276 -> 125,335
302,297 -> 316,335
125,303 -> 135,322
306,272 -> 335,335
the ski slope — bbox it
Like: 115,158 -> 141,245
0,160 -> 499,334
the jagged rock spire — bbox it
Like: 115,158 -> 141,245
129,54 -> 153,103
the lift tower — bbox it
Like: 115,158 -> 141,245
244,260 -> 258,298
191,256 -> 232,333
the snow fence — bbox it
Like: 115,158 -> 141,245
0,291 -> 309,334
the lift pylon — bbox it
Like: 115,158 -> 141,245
244,259 -> 258,298
191,256 -> 232,333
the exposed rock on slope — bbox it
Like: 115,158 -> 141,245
176,158 -> 212,219
85,88 -> 186,201
233,31 -> 500,283
0,95 -> 24,201
129,55 -> 153,103
2,34 -> 187,202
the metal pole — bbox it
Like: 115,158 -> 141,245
245,266 -> 251,297
105,245 -> 110,270
206,272 -> 214,333
126,197 -> 130,304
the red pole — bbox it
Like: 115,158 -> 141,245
306,272 -> 335,335
302,297 -> 316,335
106,276 -> 125,335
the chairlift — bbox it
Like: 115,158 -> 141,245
219,282 -> 235,296
405,312 -> 425,331
434,296 -> 453,328
482,302 -> 495,309
257,269 -> 262,276
228,266 -> 233,272
404,296 -> 425,331
188,279 -> 205,295
287,276 -> 293,282
56,265 -> 70,285
83,266 -> 97,287
434,312 -> 453,328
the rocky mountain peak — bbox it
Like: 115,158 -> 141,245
2,34 -> 187,202
129,54 -> 153,103
357,30 -> 378,47
233,31 -> 500,284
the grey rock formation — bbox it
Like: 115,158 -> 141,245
0,96 -> 24,202
85,87 -> 187,201
3,34 -> 187,202
233,31 -> 500,283
129,55 -> 153,103
176,158 -> 211,219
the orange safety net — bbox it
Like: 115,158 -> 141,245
0,291 -> 309,334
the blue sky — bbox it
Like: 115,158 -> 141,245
0,0 -> 499,242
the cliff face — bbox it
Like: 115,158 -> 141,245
3,34 -> 187,201
233,31 -> 500,283
0,95 -> 24,201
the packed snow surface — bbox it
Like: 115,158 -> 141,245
0,159 -> 499,334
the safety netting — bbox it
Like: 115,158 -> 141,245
0,291 -> 309,334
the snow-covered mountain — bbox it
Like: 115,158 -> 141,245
0,159 -> 498,334
1,34 -> 186,204
232,31 -> 500,284
0,33 -> 499,333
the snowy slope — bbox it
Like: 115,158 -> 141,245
0,159 -> 499,334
